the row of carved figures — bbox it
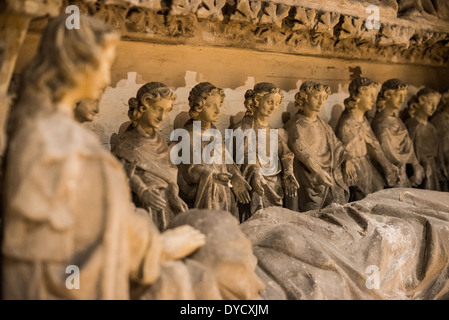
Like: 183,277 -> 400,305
88,73 -> 448,230
2,13 -> 447,299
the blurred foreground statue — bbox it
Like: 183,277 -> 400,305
1,14 -> 263,300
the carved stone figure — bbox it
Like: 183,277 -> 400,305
242,188 -> 449,300
371,79 -> 424,188
405,88 -> 442,190
285,81 -> 356,212
2,15 -> 205,299
113,82 -> 188,231
138,209 -> 266,299
74,97 -> 101,123
336,77 -> 399,201
430,90 -> 449,190
177,82 -> 251,219
232,82 -> 299,220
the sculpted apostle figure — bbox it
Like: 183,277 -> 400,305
2,15 -> 205,299
405,88 -> 442,190
430,90 -> 449,190
371,79 -> 424,188
176,82 -> 252,219
284,81 -> 356,212
232,82 -> 299,221
113,82 -> 188,231
336,77 -> 399,201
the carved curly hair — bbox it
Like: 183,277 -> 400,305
376,79 -> 408,112
128,82 -> 177,126
294,81 -> 331,110
344,77 -> 379,110
407,88 -> 441,118
244,82 -> 283,116
188,82 -> 225,120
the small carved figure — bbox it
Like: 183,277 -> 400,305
74,97 -> 100,123
231,82 -> 299,220
2,15 -> 205,299
430,90 -> 449,190
285,81 -> 356,212
371,79 -> 424,188
336,77 -> 399,201
405,88 -> 442,190
177,82 -> 252,219
113,82 -> 188,231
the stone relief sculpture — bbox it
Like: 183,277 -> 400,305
430,90 -> 449,191
113,82 -> 188,231
371,79 -> 424,188
335,77 -> 399,201
284,81 -> 356,212
405,88 -> 442,190
137,209 -> 266,300
2,14 -> 207,299
232,82 -> 299,221
242,188 -> 449,300
177,82 -> 252,219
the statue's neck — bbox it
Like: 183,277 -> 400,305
414,111 -> 428,125
137,124 -> 155,137
383,104 -> 398,117
349,107 -> 365,122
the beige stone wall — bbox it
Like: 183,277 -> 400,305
14,32 -> 449,149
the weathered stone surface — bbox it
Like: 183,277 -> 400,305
24,0 -> 449,67
241,188 -> 449,299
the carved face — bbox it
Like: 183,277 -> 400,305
78,43 -> 116,101
358,86 -> 377,112
384,88 -> 407,110
75,97 -> 102,123
304,90 -> 327,113
197,93 -> 223,124
140,98 -> 174,129
256,92 -> 282,118
418,94 -> 440,117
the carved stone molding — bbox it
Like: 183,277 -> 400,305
29,0 -> 449,66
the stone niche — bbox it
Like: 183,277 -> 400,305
11,0 -> 449,149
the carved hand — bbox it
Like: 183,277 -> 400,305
231,174 -> 252,204
384,164 -> 400,187
344,160 -> 357,182
160,225 -> 206,262
213,172 -> 233,187
410,163 -> 425,187
315,169 -> 333,187
170,196 -> 189,214
141,189 -> 166,211
283,173 -> 299,198
251,173 -> 266,197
